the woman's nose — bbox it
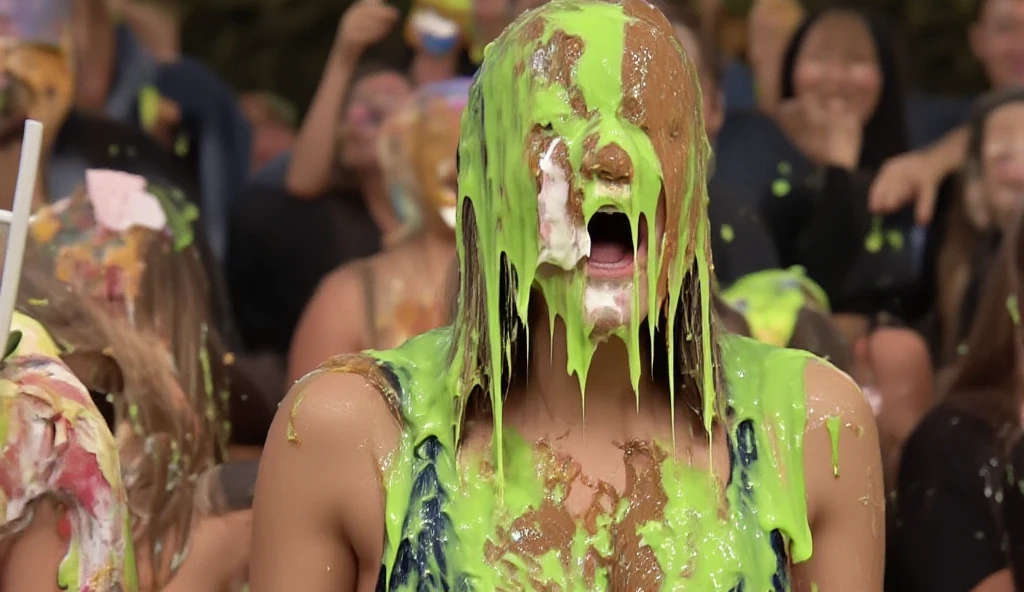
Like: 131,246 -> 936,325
583,142 -> 633,185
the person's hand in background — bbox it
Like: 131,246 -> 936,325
333,0 -> 400,65
777,95 -> 863,171
868,150 -> 946,223
869,127 -> 968,224
119,0 -> 181,63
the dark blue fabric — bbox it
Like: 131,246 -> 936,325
105,25 -> 252,262
105,24 -> 160,123
888,404 -> 1009,592
226,181 -> 382,355
722,60 -> 757,112
707,181 -> 780,286
726,413 -> 791,591
248,151 -> 291,189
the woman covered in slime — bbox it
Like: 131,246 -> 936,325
251,1 -> 884,590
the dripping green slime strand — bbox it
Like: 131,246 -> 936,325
826,415 -> 841,478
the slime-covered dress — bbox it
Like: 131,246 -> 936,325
0,312 -> 137,591
314,329 -> 816,591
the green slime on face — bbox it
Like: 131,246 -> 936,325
455,0 -> 716,476
331,0 -> 819,588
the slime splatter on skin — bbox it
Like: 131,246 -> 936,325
721,269 -> 853,475
0,312 -> 137,592
294,0 -> 821,588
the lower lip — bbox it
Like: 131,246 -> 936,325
586,252 -> 645,279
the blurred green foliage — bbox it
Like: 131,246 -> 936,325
179,0 -> 983,114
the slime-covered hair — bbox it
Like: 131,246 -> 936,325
29,180 -> 231,464
448,0 -> 721,474
721,267 -> 829,347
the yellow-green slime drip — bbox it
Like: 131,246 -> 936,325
825,415 -> 841,478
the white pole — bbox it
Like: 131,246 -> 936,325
0,120 -> 43,353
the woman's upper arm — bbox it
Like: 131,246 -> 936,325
250,371 -> 398,592
793,361 -> 885,591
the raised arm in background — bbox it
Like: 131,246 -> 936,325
284,0 -> 398,198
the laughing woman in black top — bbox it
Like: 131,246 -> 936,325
889,207 -> 1024,592
759,7 -> 919,323
756,6 -> 935,489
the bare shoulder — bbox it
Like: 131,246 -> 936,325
315,262 -> 367,303
802,359 -> 876,435
267,365 -> 402,465
258,362 -> 404,525
296,263 -> 367,334
254,360 -> 402,588
800,359 -> 884,528
253,362 -> 403,578
288,264 -> 373,380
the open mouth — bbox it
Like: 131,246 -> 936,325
586,208 -> 646,277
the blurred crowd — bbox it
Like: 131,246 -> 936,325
3,0 -> 1024,589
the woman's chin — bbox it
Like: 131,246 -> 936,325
586,306 -> 650,336
581,277 -> 650,336
588,313 -> 625,335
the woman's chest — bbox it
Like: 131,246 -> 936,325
379,438 -> 794,591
